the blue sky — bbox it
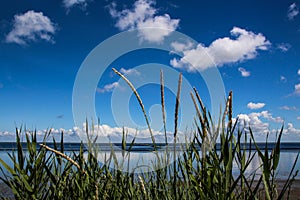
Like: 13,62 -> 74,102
0,0 -> 299,142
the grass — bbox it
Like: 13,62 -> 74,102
0,69 -> 299,199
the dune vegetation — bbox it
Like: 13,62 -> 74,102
0,69 -> 299,200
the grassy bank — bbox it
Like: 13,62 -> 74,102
0,69 -> 299,199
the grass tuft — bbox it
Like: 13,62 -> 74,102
0,70 -> 299,200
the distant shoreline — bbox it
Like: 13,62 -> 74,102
0,142 -> 300,151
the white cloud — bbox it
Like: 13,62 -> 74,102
287,3 -> 299,20
280,75 -> 287,83
235,112 -> 269,134
170,27 -> 271,72
170,43 -> 215,72
279,106 -> 297,111
298,69 -> 300,75
108,0 -> 179,43
0,128 -> 81,142
63,0 -> 90,11
294,83 -> 300,95
260,110 -> 284,123
63,0 -> 87,8
171,41 -> 194,52
137,15 -> 179,43
239,116 -> 300,140
238,67 -> 251,77
277,43 -> 291,52
235,111 -> 287,137
0,122 -> 207,143
0,124 -> 177,143
97,82 -> 119,93
1,120 -> 299,142
247,102 -> 265,109
287,83 -> 300,96
6,10 -> 56,45
283,123 -> 300,135
235,110 -> 284,134
120,68 -> 141,76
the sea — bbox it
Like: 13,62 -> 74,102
0,142 -> 299,179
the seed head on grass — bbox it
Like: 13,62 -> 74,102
174,72 -> 182,140
193,87 -> 205,112
190,91 -> 206,139
112,68 -> 156,148
223,91 -> 233,130
227,91 -> 233,130
138,175 -> 147,199
160,69 -> 167,145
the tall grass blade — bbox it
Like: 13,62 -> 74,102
273,126 -> 283,171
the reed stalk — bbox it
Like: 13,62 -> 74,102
40,144 -> 86,174
160,70 -> 167,145
112,68 -> 156,149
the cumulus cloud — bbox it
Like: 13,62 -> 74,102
297,116 -> 300,120
6,10 -> 56,45
170,27 -> 270,72
120,68 -> 141,76
235,112 -> 269,134
294,83 -> 300,95
238,67 -> 251,77
62,0 -> 91,12
247,102 -> 265,109
233,111 -> 300,139
97,124 -> 175,142
283,123 -> 300,135
1,120 -> 299,142
260,110 -> 284,123
0,124 -> 178,143
67,124 -> 184,143
108,0 -> 179,43
237,111 -> 282,124
298,69 -> 300,75
0,127 -> 80,142
171,41 -> 194,52
287,83 -> 300,97
279,106 -> 297,111
63,0 -> 88,8
97,82 -> 119,93
277,43 -> 291,52
287,3 -> 299,20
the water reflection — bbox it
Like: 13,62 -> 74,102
0,150 -> 299,179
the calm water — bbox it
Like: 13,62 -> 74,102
0,142 -> 299,179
